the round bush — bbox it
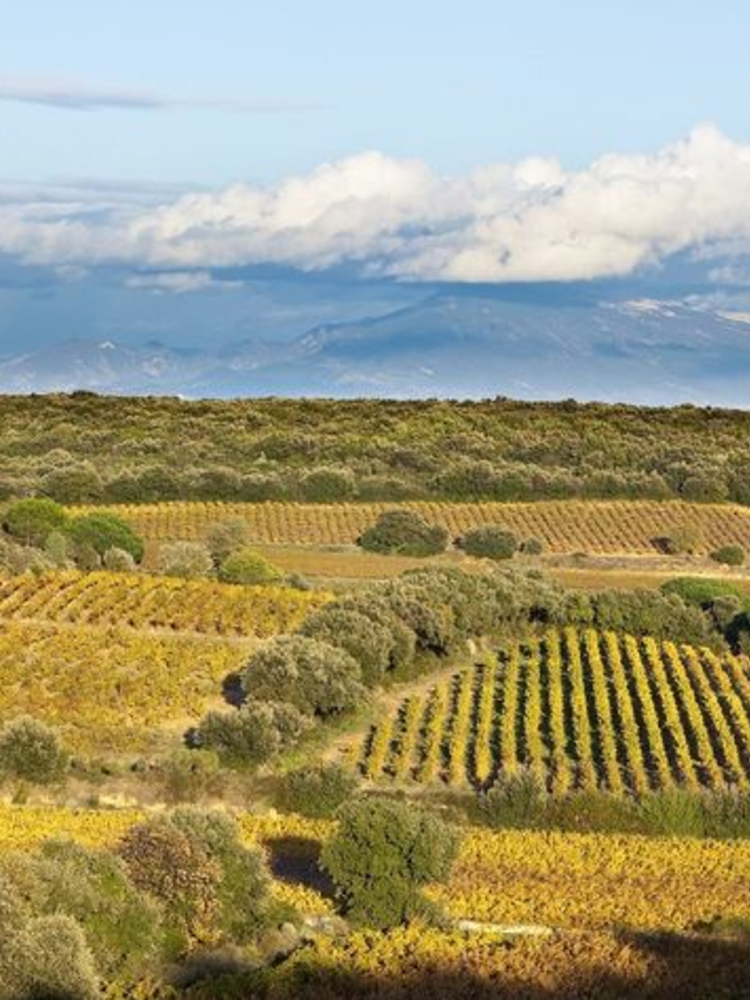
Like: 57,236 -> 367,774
320,799 -> 460,929
0,716 -> 68,785
157,541 -> 214,579
219,549 -> 283,586
23,839 -> 162,981
300,606 -> 395,686
4,498 -> 68,547
458,525 -> 517,560
710,544 -> 746,567
276,763 -> 359,819
196,701 -> 310,770
299,467 -> 357,502
67,511 -> 144,563
241,636 -> 366,719
359,509 -> 448,557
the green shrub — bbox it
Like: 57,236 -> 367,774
196,701 -> 311,770
458,525 -> 517,560
546,791 -> 642,835
661,576 -> 748,609
4,498 -> 68,546
591,588 -> 716,645
476,769 -> 548,830
205,517 -> 252,564
241,636 -> 366,719
300,605 -> 396,686
276,763 -> 359,819
333,594 -> 417,676
44,530 -> 72,568
219,549 -> 283,586
299,467 -> 357,502
9,839 -> 162,981
710,544 -> 746,566
158,748 -> 225,804
320,799 -> 460,929
157,541 -> 214,579
638,789 -> 706,837
0,872 -> 99,1000
0,716 -> 69,785
379,579 -> 455,654
359,509 -> 448,556
67,511 -> 144,562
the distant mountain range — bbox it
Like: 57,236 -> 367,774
2,287 -> 750,404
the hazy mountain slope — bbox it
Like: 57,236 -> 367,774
1,289 -> 749,403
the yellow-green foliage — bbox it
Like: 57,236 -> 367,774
0,570 -> 330,639
0,621 -> 250,752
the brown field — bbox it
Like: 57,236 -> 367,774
89,499 -> 750,555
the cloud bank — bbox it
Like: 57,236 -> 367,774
3,125 -> 750,284
0,76 -> 315,113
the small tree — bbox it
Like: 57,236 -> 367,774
205,517 -> 252,565
157,541 -> 214,579
359,509 -> 448,556
67,512 -> 144,563
458,525 -> 517,560
4,498 -> 68,547
241,636 -> 366,718
0,716 -> 68,785
219,549 -> 283,586
276,763 -> 359,819
320,799 -> 459,929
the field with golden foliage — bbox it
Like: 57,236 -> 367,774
88,499 -> 750,554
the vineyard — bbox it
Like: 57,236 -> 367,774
0,621 -> 251,752
3,805 -> 750,933
84,499 -> 750,553
0,570 -> 329,639
360,628 -> 750,793
0,570 -> 329,751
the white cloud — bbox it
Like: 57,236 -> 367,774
3,125 -> 750,283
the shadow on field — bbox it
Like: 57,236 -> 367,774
263,835 -> 336,899
184,933 -> 750,999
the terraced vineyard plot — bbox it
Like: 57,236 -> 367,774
0,570 -> 329,638
92,499 -> 750,553
360,628 -> 750,793
0,621 -> 250,752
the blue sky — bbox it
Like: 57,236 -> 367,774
1,0 -> 748,186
